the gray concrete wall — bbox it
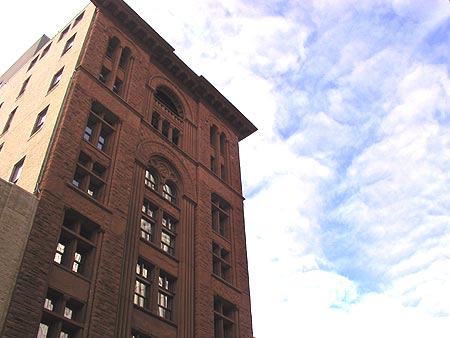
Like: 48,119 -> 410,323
0,178 -> 38,332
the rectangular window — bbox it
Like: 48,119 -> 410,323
10,157 -> 25,184
62,34 -> 76,55
132,332 -> 151,338
58,26 -> 70,41
72,151 -> 107,200
31,106 -> 49,135
18,76 -> 31,97
53,210 -> 99,278
212,242 -> 232,282
141,199 -> 157,242
73,11 -> 84,27
158,272 -> 175,320
113,77 -> 123,94
211,194 -> 230,238
49,68 -> 64,91
161,214 -> 176,255
39,288 -> 84,338
2,107 -> 17,134
99,66 -> 110,84
134,258 -> 153,309
40,43 -> 52,59
83,102 -> 118,154
214,297 -> 236,338
28,56 -> 39,71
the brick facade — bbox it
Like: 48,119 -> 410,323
0,1 -> 255,338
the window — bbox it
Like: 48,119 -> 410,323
161,214 -> 176,255
49,68 -> 64,91
214,297 -> 236,338
154,87 -> 182,117
162,120 -> 170,138
119,47 -> 131,68
31,106 -> 49,135
99,66 -> 110,84
106,37 -> 120,59
210,125 -> 218,147
62,34 -> 76,55
141,199 -> 157,242
172,128 -> 180,146
10,157 -> 25,184
72,151 -> 107,200
211,194 -> 230,238
18,76 -> 31,97
73,11 -> 84,27
151,112 -> 160,129
212,243 -> 231,282
144,169 -> 157,190
39,288 -> 84,338
132,331 -> 151,338
220,133 -> 227,155
28,56 -> 38,71
82,102 -> 118,154
210,156 -> 216,172
158,272 -> 175,320
40,43 -> 52,59
2,107 -> 17,134
113,77 -> 123,94
162,183 -> 176,204
209,126 -> 228,181
58,26 -> 70,41
53,210 -> 99,278
134,258 -> 153,309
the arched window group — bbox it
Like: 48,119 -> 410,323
144,167 -> 178,205
151,86 -> 183,147
99,36 -> 132,97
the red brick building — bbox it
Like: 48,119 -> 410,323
0,1 -> 256,337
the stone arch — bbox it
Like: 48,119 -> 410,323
148,75 -> 193,121
136,140 -> 195,199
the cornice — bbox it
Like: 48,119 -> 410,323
91,0 -> 257,140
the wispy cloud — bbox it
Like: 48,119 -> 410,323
141,0 -> 450,336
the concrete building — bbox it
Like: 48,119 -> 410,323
0,1 -> 256,338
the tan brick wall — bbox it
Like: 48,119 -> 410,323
0,4 -> 96,194
0,178 -> 38,332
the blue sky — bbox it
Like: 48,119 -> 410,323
1,0 -> 450,337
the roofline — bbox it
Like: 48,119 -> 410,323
90,0 -> 257,140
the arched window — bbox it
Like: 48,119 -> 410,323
220,132 -> 227,155
154,87 -> 183,118
106,37 -> 120,59
145,169 -> 157,191
162,182 -> 176,204
119,47 -> 131,69
210,125 -> 218,147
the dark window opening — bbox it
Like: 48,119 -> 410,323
151,112 -> 160,129
18,76 -> 31,97
99,67 -> 110,83
106,37 -> 120,59
162,120 -> 170,138
119,47 -> 131,68
172,128 -> 180,146
113,77 -> 123,94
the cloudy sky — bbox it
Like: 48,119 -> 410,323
1,0 -> 450,337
